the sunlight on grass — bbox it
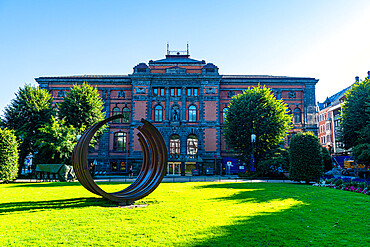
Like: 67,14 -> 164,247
0,182 -> 369,246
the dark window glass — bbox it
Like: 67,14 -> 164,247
160,88 -> 165,96
154,105 -> 163,122
188,105 -> 197,122
294,108 -> 301,124
114,132 -> 127,151
187,88 -> 191,96
112,107 -> 121,123
177,88 -> 182,96
122,107 -> 130,123
194,88 -> 198,96
153,88 -> 158,96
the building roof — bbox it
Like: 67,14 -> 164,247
221,75 -> 316,80
149,55 -> 205,65
317,85 -> 352,111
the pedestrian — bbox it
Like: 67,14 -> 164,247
129,165 -> 133,179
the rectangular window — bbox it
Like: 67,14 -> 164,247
153,88 -> 165,96
114,132 -> 127,152
170,88 -> 175,96
186,88 -> 199,96
177,88 -> 182,96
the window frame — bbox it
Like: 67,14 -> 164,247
113,132 -> 127,152
188,105 -> 197,122
154,105 -> 164,122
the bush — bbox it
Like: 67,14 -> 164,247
321,146 -> 333,172
289,132 -> 323,183
0,128 -> 19,182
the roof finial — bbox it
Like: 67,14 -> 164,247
167,42 -> 170,55
187,42 -> 189,55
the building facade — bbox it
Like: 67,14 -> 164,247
36,52 -> 318,175
317,72 -> 370,155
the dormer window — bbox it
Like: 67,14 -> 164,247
206,68 -> 215,73
137,68 -> 146,73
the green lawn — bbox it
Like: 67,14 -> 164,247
0,181 -> 369,247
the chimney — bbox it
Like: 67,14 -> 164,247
355,76 -> 359,82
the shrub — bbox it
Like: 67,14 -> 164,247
0,128 -> 19,182
321,146 -> 333,172
289,132 -> 323,183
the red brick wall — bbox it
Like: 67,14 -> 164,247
204,101 -> 217,121
134,101 -> 147,120
204,128 -> 217,151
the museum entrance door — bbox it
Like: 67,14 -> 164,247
167,162 -> 181,175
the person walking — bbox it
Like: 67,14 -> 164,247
128,165 -> 133,179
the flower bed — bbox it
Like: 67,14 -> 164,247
313,177 -> 370,195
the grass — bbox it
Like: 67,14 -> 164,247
0,181 -> 369,247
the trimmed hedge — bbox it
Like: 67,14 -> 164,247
0,128 -> 19,182
289,132 -> 323,183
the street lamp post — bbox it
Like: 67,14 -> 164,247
251,132 -> 256,174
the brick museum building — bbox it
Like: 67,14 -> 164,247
36,50 -> 318,175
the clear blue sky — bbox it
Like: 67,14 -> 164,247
1,0 -> 370,113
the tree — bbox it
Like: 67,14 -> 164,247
321,146 -> 333,172
34,116 -> 77,165
289,132 -> 323,183
58,83 -> 105,134
223,85 -> 292,169
0,128 -> 19,182
1,85 -> 54,172
257,146 -> 290,177
340,78 -> 370,165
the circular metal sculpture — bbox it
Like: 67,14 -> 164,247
72,115 -> 168,205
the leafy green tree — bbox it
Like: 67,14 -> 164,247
257,146 -> 289,177
340,78 -> 370,165
289,132 -> 323,183
58,83 -> 105,134
1,85 -> 54,172
223,85 -> 292,169
352,143 -> 370,166
321,146 -> 333,172
0,128 -> 19,182
34,116 -> 77,165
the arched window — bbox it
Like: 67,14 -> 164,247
170,134 -> 180,154
223,107 -> 228,123
154,105 -> 163,122
188,105 -> 197,122
122,107 -> 130,123
112,107 -> 121,123
294,108 -> 301,124
171,105 -> 180,121
187,134 -> 198,155
113,132 -> 127,152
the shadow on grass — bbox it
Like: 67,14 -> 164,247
0,197 -> 114,214
8,181 -> 131,188
195,182 -> 307,204
186,183 -> 368,247
8,182 -> 83,188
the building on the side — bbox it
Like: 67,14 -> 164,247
35,50 -> 319,175
317,72 -> 370,155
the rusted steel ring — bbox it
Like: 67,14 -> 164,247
72,115 -> 168,204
